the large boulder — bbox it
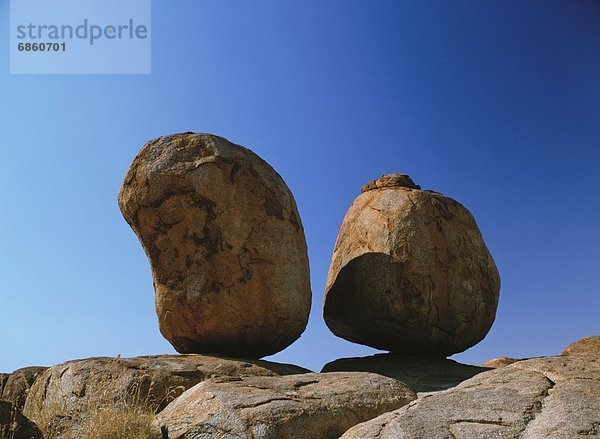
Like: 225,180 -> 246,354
324,174 -> 500,356
341,352 -> 600,438
157,372 -> 416,439
0,367 -> 47,411
322,354 -> 489,393
23,354 -> 308,438
0,401 -> 43,439
118,133 -> 311,358
561,335 -> 600,356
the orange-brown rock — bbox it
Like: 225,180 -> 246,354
23,354 -> 309,438
324,174 -> 500,357
341,352 -> 600,439
156,372 -> 416,439
118,133 -> 311,358
0,401 -> 43,439
0,367 -> 47,411
481,357 -> 518,368
322,354 -> 489,393
0,375 -> 7,402
561,335 -> 600,356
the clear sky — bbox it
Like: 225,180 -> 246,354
1,1 -> 599,373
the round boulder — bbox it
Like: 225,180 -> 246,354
323,174 -> 500,356
561,336 -> 600,356
119,133 -> 311,358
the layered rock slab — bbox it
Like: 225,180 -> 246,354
324,174 -> 500,356
322,354 -> 488,393
157,372 -> 416,439
341,350 -> 600,438
0,401 -> 43,439
119,133 -> 311,358
23,354 -> 308,438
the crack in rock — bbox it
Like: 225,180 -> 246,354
450,419 -> 512,427
237,397 -> 294,410
518,375 -> 556,438
578,421 -> 600,436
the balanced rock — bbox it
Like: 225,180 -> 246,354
23,354 -> 308,438
157,372 -> 416,439
341,351 -> 600,438
0,401 -> 43,439
324,174 -> 500,356
119,133 -> 311,358
322,354 -> 489,393
0,366 -> 47,411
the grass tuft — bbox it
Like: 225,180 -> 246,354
77,405 -> 162,439
33,366 -> 179,439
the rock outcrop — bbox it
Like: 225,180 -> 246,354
0,401 -> 42,439
0,367 -> 47,411
481,357 -> 518,368
324,174 -> 500,356
157,372 -> 416,439
322,354 -> 488,393
561,335 -> 600,356
118,133 -> 311,358
0,375 -> 7,402
341,348 -> 600,438
23,354 -> 308,438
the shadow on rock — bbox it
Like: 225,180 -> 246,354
322,353 -> 489,393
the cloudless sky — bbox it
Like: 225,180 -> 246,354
1,1 -> 599,373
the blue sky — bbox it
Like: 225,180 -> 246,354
1,1 -> 599,373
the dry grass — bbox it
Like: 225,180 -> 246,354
33,372 -> 178,439
35,398 -> 69,437
36,397 -> 163,439
77,405 -> 162,439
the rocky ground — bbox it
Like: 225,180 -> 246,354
1,336 -> 598,439
342,337 -> 600,439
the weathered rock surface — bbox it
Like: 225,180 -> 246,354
562,335 -> 600,356
119,133 -> 311,358
322,354 -> 488,393
0,401 -> 43,439
341,352 -> 600,438
23,354 -> 308,438
324,174 -> 500,356
157,372 -> 416,439
482,357 -> 519,368
0,375 -> 7,402
0,367 -> 47,411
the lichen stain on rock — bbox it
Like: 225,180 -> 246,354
118,133 -> 311,359
324,174 -> 500,357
